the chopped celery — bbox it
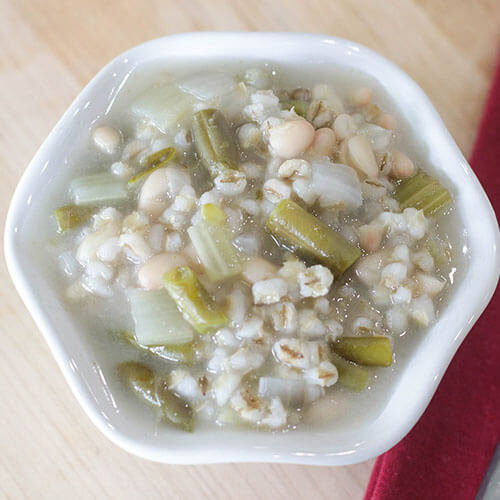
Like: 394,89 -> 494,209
188,203 -> 242,281
280,100 -> 308,117
131,82 -> 194,132
128,147 -> 176,186
71,173 -> 127,205
329,351 -> 369,391
425,238 -> 452,268
394,170 -> 452,216
189,161 -> 214,196
191,108 -> 239,178
163,266 -> 228,334
332,336 -> 393,367
127,289 -> 194,346
54,205 -> 95,233
266,199 -> 362,277
118,362 -> 194,431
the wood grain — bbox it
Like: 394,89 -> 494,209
0,1 -> 498,498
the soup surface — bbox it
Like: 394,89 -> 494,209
44,61 -> 465,432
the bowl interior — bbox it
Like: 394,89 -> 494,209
5,32 -> 499,465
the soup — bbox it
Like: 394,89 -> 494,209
46,61 -> 463,432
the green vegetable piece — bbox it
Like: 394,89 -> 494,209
329,351 -> 369,391
118,361 -> 194,431
155,378 -> 194,432
188,203 -> 242,281
118,361 -> 160,407
332,336 -> 393,367
266,199 -> 362,277
128,147 -> 176,186
280,100 -> 308,117
54,205 -> 94,233
425,239 -> 452,269
191,108 -> 238,178
163,266 -> 228,334
189,161 -> 214,196
71,173 -> 128,205
394,169 -> 452,216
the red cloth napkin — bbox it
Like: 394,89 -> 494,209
364,57 -> 500,500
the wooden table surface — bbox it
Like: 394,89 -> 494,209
1,1 -> 498,498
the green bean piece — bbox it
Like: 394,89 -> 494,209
328,351 -> 369,391
128,146 -> 176,186
155,378 -> 194,432
266,199 -> 362,277
394,169 -> 452,216
163,266 -> 228,334
142,146 -> 177,168
118,361 -> 194,431
280,100 -> 308,117
118,361 -> 160,407
332,336 -> 393,367
191,108 -> 239,178
54,205 -> 95,233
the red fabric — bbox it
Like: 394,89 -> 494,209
364,57 -> 500,500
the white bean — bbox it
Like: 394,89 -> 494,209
137,252 -> 190,289
346,135 -> 379,179
333,114 -> 357,141
138,168 -> 169,218
268,119 -> 315,159
391,150 -> 415,179
377,113 -> 397,130
92,126 -> 121,154
349,87 -> 373,107
308,128 -> 337,157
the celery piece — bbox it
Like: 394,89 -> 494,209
71,172 -> 128,205
54,204 -> 94,233
266,199 -> 362,277
332,336 -> 393,367
425,239 -> 452,269
394,170 -> 452,216
329,351 -> 369,391
127,289 -> 194,346
189,161 -> 214,196
188,203 -> 242,281
191,108 -> 239,178
155,378 -> 194,432
131,82 -> 194,132
163,266 -> 228,334
280,100 -> 308,117
128,147 -> 176,186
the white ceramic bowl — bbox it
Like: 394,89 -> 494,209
5,32 -> 500,465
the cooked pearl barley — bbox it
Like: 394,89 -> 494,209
333,114 -> 357,141
308,128 -> 337,157
242,257 -> 278,284
298,309 -> 326,338
119,233 -> 152,262
305,361 -> 338,387
237,316 -> 265,339
165,231 -> 184,252
92,126 -> 121,154
314,297 -> 330,315
263,178 -> 292,204
268,119 -> 315,158
298,265 -> 333,298
269,301 -> 297,335
409,295 -> 435,327
272,339 -> 316,370
214,170 -> 247,196
278,159 -> 311,180
325,319 -> 343,341
214,372 -> 242,406
391,150 -> 415,179
350,87 -> 373,107
252,278 -> 288,305
357,224 -> 384,253
238,123 -> 262,149
110,161 -> 132,177
381,262 -> 407,288
346,135 -> 379,179
137,252 -> 189,289
416,273 -> 446,297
